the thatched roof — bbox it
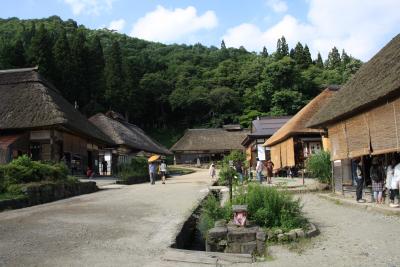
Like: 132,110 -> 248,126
308,34 -> 400,128
242,116 -> 292,146
0,68 -> 113,145
170,128 -> 250,153
264,87 -> 339,147
89,112 -> 171,155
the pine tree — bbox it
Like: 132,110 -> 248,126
302,45 -> 312,68
341,49 -> 350,67
30,24 -> 54,79
53,28 -> 73,100
220,40 -> 226,49
326,46 -> 341,69
315,52 -> 324,68
11,39 -> 26,67
88,35 -> 105,102
261,46 -> 268,57
293,42 -> 304,64
105,40 -> 124,109
275,36 -> 289,60
280,36 -> 289,57
289,48 -> 295,59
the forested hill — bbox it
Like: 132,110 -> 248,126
0,16 -> 362,134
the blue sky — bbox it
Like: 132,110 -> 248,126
1,0 -> 399,61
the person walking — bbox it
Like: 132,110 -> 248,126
209,163 -> 216,180
266,160 -> 274,184
370,157 -> 385,204
235,161 -> 244,184
386,159 -> 399,207
149,161 -> 157,185
102,160 -> 108,176
355,158 -> 365,203
256,158 -> 264,184
160,160 -> 167,184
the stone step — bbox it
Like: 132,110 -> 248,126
162,248 -> 254,265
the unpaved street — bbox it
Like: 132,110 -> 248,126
262,194 -> 400,267
0,169 -> 211,267
1,170 -> 400,267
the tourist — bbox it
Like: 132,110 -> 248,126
209,163 -> 216,180
370,157 -> 385,204
235,161 -> 244,183
266,160 -> 274,184
386,159 -> 399,207
102,159 -> 108,176
149,161 -> 157,185
86,167 -> 94,178
355,158 -> 366,203
160,160 -> 167,184
256,158 -> 264,184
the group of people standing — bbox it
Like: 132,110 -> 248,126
355,157 -> 400,207
148,160 -> 168,185
208,158 -> 275,184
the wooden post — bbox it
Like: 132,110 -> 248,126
229,173 -> 233,203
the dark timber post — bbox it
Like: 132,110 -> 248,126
229,173 -> 233,202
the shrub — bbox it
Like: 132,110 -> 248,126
217,150 -> 248,185
232,184 -> 307,231
117,156 -> 148,182
305,150 -> 332,183
198,194 -> 231,237
0,155 -> 69,186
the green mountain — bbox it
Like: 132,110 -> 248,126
0,16 -> 362,134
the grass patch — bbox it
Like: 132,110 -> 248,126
0,192 -> 25,201
168,166 -> 195,176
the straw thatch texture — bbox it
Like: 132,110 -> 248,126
308,34 -> 400,128
0,68 -> 113,145
264,87 -> 338,147
89,113 -> 171,155
170,128 -> 249,152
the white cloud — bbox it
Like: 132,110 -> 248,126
223,0 -> 400,61
266,0 -> 288,13
130,5 -> 218,42
108,19 -> 125,32
64,0 -> 116,16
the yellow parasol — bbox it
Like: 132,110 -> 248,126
148,154 -> 160,163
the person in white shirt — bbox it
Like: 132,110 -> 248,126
160,161 -> 167,184
387,159 -> 400,207
209,163 -> 216,180
256,158 -> 264,184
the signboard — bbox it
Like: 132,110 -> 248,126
257,145 -> 266,161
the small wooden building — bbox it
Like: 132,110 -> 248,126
241,116 -> 292,168
308,34 -> 400,193
171,126 -> 249,164
263,87 -> 339,174
0,68 -> 113,174
89,111 -> 171,173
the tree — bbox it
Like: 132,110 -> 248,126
302,45 -> 312,68
270,89 -> 305,115
104,40 -> 124,110
53,28 -> 73,100
220,40 -> 226,49
293,42 -> 304,64
326,47 -> 341,70
11,39 -> 26,67
30,24 -> 54,79
276,36 -> 289,60
315,52 -> 324,68
341,49 -> 351,67
261,46 -> 268,57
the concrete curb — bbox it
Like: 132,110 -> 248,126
317,193 -> 400,216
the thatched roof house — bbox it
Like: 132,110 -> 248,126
306,34 -> 400,193
242,116 -> 291,167
0,67 -> 113,174
171,127 -> 249,164
0,68 -> 112,144
263,87 -> 339,171
89,112 -> 171,156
